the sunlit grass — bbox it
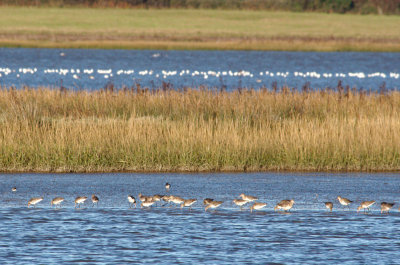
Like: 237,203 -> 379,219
0,7 -> 399,51
0,87 -> 399,172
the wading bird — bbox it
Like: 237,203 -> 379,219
91,194 -> 99,207
357,201 -> 375,213
250,202 -> 267,212
127,195 -> 136,208
381,202 -> 395,214
325,202 -> 333,212
274,199 -> 295,212
181,199 -> 197,210
28,197 -> 43,208
233,199 -> 248,210
239,194 -> 258,202
205,201 -> 223,212
337,196 -> 353,210
51,197 -> 64,208
75,196 -> 87,208
203,198 -> 214,205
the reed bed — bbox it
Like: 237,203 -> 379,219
0,87 -> 399,172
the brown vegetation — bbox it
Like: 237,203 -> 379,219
0,86 -> 399,172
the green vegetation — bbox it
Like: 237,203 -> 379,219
2,0 -> 399,14
0,87 -> 399,172
0,7 -> 399,51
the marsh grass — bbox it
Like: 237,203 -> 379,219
0,87 -> 400,172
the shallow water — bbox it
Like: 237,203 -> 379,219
0,48 -> 399,90
1,172 -> 400,264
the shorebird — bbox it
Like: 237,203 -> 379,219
161,195 -> 172,206
12,187 -> 17,192
233,199 -> 248,210
357,201 -> 375,213
152,194 -> 163,206
91,194 -> 99,207
75,196 -> 87,208
203,198 -> 214,205
138,193 -> 153,202
381,202 -> 395,214
250,202 -> 267,212
141,200 -> 155,208
51,197 -> 64,208
181,199 -> 197,210
239,193 -> 258,202
170,196 -> 185,207
325,202 -> 333,212
337,196 -> 353,210
28,197 -> 43,208
165,183 -> 171,191
128,195 -> 136,208
274,199 -> 295,212
205,201 -> 223,212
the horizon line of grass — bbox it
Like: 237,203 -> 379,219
0,86 -> 400,172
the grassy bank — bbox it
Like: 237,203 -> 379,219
0,87 -> 399,172
0,7 -> 399,51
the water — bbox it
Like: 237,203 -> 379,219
0,48 -> 399,91
1,172 -> 400,264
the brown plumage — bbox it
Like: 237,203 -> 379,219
325,202 -> 333,212
274,199 -> 295,212
357,201 -> 375,213
381,202 -> 395,213
250,202 -> 267,212
91,194 -> 99,207
141,200 -> 155,208
28,197 -> 43,208
205,201 -> 223,211
337,196 -> 353,209
239,193 -> 258,202
203,198 -> 214,205
51,197 -> 64,208
170,196 -> 185,206
181,199 -> 197,209
138,193 -> 152,202
74,196 -> 87,208
233,199 -> 248,210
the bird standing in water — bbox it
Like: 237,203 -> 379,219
91,194 -> 99,207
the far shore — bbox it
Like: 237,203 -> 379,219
0,7 -> 399,52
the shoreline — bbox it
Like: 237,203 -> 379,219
1,7 -> 399,52
0,168 -> 399,174
1,41 -> 399,53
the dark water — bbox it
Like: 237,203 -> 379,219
1,172 -> 400,264
0,48 -> 399,91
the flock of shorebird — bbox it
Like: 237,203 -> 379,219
13,184 -> 398,214
327,196 -> 397,214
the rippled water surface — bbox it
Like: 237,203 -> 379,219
1,172 -> 400,264
0,48 -> 399,90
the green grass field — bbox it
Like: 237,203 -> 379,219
0,88 -> 399,172
0,7 -> 399,51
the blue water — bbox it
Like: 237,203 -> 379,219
1,172 -> 400,264
0,48 -> 399,90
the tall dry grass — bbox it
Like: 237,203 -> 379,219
0,87 -> 399,172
